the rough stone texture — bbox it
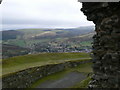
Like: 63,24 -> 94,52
2,60 -> 91,88
81,2 -> 120,88
0,0 -> 2,4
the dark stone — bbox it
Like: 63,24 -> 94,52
2,60 -> 91,88
80,2 -> 120,88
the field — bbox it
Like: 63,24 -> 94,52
2,52 -> 91,76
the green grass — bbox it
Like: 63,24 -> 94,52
72,63 -> 93,73
80,41 -> 92,47
30,70 -> 68,88
71,63 -> 93,88
2,52 -> 91,76
30,63 -> 92,88
4,39 -> 26,47
72,76 -> 91,88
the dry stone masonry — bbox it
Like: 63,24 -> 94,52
2,60 -> 91,88
81,2 -> 120,88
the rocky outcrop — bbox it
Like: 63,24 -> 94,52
80,2 -> 120,88
2,59 -> 91,88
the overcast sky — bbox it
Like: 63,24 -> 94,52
1,0 -> 94,30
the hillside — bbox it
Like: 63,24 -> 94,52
2,26 -> 95,58
2,27 -> 93,88
2,52 -> 92,88
2,44 -> 30,59
31,63 -> 92,88
2,52 -> 91,76
1,30 -> 24,40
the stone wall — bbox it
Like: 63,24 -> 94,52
2,59 -> 91,88
0,0 -> 2,4
80,2 -> 120,88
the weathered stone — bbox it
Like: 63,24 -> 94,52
80,2 -> 120,88
2,59 -> 91,88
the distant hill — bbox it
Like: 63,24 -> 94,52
2,44 -> 30,59
2,26 -> 95,58
1,30 -> 24,40
2,26 -> 94,40
10,26 -> 94,40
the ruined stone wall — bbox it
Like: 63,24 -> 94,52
81,2 -> 120,88
2,59 -> 91,88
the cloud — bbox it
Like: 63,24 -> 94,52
1,0 -> 94,30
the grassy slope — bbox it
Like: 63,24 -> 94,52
3,39 -> 26,47
31,63 -> 92,88
18,29 -> 63,39
2,52 -> 91,75
3,29 -> 66,47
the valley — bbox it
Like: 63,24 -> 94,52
2,26 -> 95,59
2,26 -> 94,88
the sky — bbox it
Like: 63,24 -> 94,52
1,0 -> 94,30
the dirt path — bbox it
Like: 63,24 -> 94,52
36,72 -> 86,88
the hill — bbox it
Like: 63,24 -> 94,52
2,26 -> 94,88
2,44 -> 30,59
2,52 -> 91,75
1,30 -> 24,40
2,52 -> 92,88
2,26 -> 95,58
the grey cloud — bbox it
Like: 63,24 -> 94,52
2,0 -> 94,30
